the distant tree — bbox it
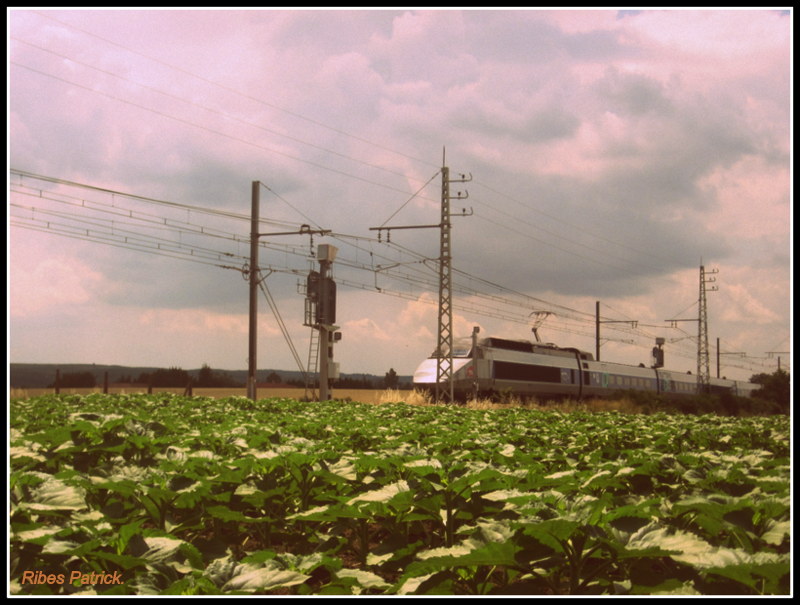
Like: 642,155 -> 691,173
265,371 -> 283,384
49,371 -> 96,388
197,364 -> 214,387
750,369 -> 790,412
139,367 -> 191,387
212,370 -> 241,388
337,375 -> 374,389
383,368 -> 399,389
195,364 -> 242,387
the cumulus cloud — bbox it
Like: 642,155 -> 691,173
10,255 -> 104,317
9,9 -> 790,380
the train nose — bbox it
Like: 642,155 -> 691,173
413,358 -> 471,386
412,359 -> 438,384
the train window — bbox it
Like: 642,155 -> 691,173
430,337 -> 473,358
486,338 -> 534,353
494,361 -> 561,383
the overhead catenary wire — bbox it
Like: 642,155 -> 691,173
23,11 -> 439,170
378,171 -> 442,229
10,13 -> 705,273
10,170 -> 610,328
257,274 -> 309,382
9,14 -> 784,378
11,61 -> 433,202
10,172 -> 776,376
473,180 -> 680,269
10,36 -> 429,189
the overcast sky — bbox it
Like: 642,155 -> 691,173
8,8 -> 791,382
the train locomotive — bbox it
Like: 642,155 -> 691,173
412,333 -> 758,401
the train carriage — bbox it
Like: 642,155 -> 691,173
413,333 -> 757,402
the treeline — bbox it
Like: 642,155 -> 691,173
618,369 -> 790,416
285,369 -> 402,390
49,364 -> 239,388
46,365 -> 409,390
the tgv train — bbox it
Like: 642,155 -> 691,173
412,335 -> 759,401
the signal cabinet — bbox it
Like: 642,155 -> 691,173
306,271 -> 336,325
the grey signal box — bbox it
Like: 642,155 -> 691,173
317,277 -> 336,325
307,271 -> 336,325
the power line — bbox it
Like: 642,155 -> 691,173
9,170 -> 776,377
10,61 -> 434,201
473,196 -> 664,275
18,11 -> 438,167
13,17 -> 692,277
8,172 -> 603,329
10,34 -> 431,188
11,27 -> 701,281
474,180 -> 679,269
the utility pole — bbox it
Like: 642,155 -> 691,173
247,181 -> 260,401
698,265 -> 718,393
316,244 -> 338,402
370,150 -> 471,403
665,265 -> 717,394
594,301 -> 637,361
246,181 -> 330,402
716,337 -> 745,378
766,351 -> 790,372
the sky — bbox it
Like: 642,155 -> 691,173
8,8 -> 792,382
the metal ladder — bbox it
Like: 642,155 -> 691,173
305,326 -> 319,400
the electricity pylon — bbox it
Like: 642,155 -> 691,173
370,151 -> 471,403
697,265 -> 718,393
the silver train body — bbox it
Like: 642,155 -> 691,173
413,336 -> 759,401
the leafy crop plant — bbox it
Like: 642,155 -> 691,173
9,393 -> 790,595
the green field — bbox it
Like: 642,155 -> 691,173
9,394 -> 791,595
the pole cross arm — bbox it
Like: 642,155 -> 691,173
665,318 -> 699,328
258,225 -> 331,237
599,319 -> 638,328
369,223 -> 441,231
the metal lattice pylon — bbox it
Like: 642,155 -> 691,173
368,153 -> 470,404
435,166 -> 454,403
434,162 -> 472,403
697,265 -> 718,393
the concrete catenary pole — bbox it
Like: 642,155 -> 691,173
247,181 -> 260,401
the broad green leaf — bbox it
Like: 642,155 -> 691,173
497,443 -> 516,457
544,470 -> 575,480
397,572 -> 436,595
327,457 -> 358,480
336,569 -> 390,590
141,536 -> 184,563
206,505 -> 261,523
9,444 -> 46,463
15,526 -> 63,543
417,543 -> 473,561
625,526 -> 766,570
41,539 -> 81,554
222,565 -> 309,592
25,478 -> 87,511
761,520 -> 790,545
581,470 -> 613,489
204,553 -> 239,586
347,480 -> 410,505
